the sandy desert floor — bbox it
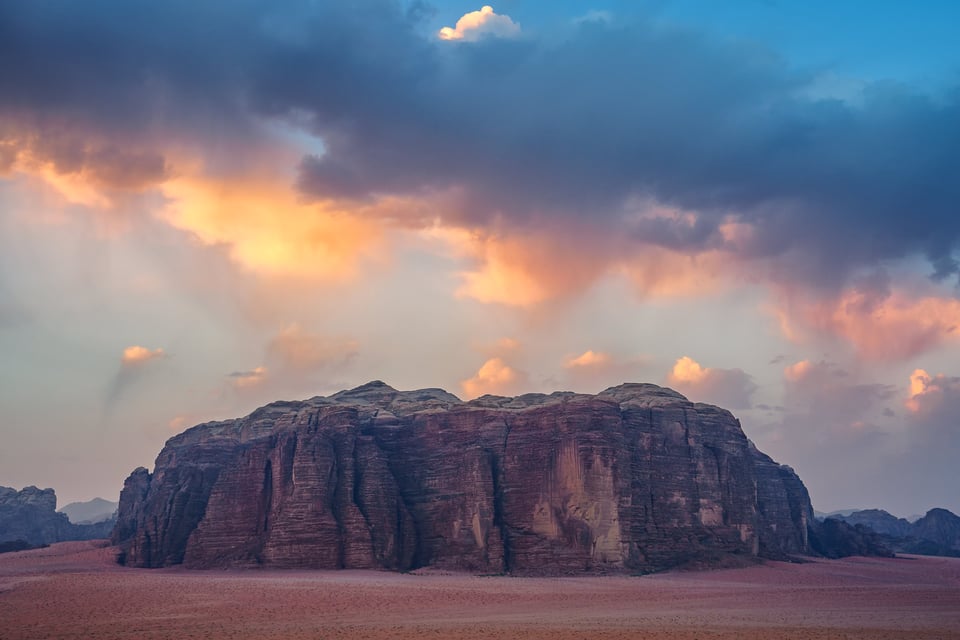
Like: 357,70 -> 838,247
1,541 -> 958,640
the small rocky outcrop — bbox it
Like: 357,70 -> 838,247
0,486 -> 114,546
113,381 -> 834,573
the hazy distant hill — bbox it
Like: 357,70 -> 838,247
59,498 -> 118,524
834,509 -> 914,538
830,508 -> 960,557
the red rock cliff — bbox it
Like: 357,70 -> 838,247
113,381 -> 815,573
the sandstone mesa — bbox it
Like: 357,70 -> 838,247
113,381 -> 843,573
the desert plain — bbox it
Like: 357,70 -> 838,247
1,541 -> 958,640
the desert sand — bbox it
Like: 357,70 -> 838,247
1,541 -> 958,639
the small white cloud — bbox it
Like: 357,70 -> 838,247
439,6 -> 520,42
120,345 -> 165,368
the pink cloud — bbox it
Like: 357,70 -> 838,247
905,368 -> 960,415
773,285 -> 960,362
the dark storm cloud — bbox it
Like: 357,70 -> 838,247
3,1 -> 959,285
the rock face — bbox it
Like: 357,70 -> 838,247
0,486 -> 115,546
113,381 -> 819,573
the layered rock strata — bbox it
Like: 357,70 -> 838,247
114,382 -> 816,573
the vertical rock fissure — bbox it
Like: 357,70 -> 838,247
281,433 -> 297,494
376,417 -> 424,570
261,459 -> 273,536
325,449 -> 345,569
351,434 -> 370,524
488,448 -> 508,573
259,459 -> 273,564
498,417 -> 513,573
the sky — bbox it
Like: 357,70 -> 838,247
1,1 -> 959,517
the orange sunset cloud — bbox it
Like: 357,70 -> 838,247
564,350 -> 613,369
120,345 -> 165,368
160,173 -> 382,280
461,357 -> 527,398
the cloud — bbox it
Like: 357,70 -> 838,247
564,350 -> 612,369
267,324 -> 358,372
905,368 -> 960,415
774,282 -> 960,361
3,0 -> 960,360
5,134 -> 168,196
5,1 -> 959,301
4,1 -> 960,295
461,356 -> 528,398
740,359 -> 905,513
573,11 -> 613,26
106,345 -> 167,409
780,359 -> 895,411
561,349 -> 649,393
439,6 -> 520,42
120,345 -> 165,368
435,225 -> 619,306
228,366 -> 268,389
225,325 -> 358,401
666,356 -> 756,409
472,336 -> 522,360
159,172 -> 383,281
767,362 -> 960,514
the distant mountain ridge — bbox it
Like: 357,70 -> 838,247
59,497 -> 118,524
828,508 -> 960,557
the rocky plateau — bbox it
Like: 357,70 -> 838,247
111,381 -> 840,574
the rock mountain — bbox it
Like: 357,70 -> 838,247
114,381 -> 822,573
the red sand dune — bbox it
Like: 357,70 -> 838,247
1,541 -> 958,639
